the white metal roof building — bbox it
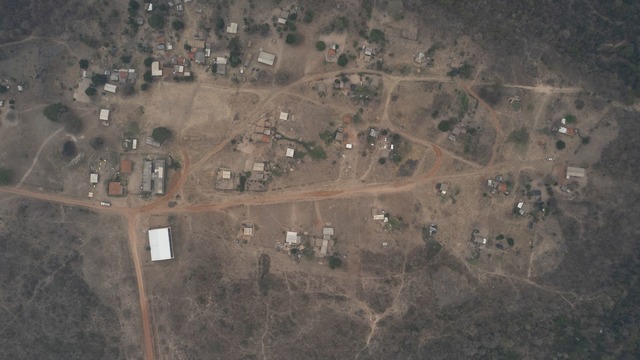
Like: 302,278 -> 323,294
257,51 -> 276,66
148,227 -> 174,261
285,231 -> 301,245
226,22 -> 238,34
99,109 -> 110,121
151,62 -> 163,77
566,166 -> 586,179
252,162 -> 265,172
90,173 -> 99,184
104,84 -> 117,93
286,148 -> 295,158
279,112 -> 289,121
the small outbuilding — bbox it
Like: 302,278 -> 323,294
566,166 -> 586,179
99,109 -> 110,121
286,148 -> 295,158
257,51 -> 276,66
226,22 -> 238,34
104,84 -> 117,93
90,173 -> 99,184
285,231 -> 301,245
148,227 -> 175,261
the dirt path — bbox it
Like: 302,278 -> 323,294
16,126 -> 64,187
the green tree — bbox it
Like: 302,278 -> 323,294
303,10 -> 314,23
148,14 -> 164,29
79,59 -> 89,69
369,29 -> 385,43
285,33 -> 300,45
337,54 -> 348,66
227,37 -> 242,67
556,140 -> 566,150
91,73 -> 108,85
315,41 -> 326,51
172,20 -> 184,31
143,70 -> 153,82
328,256 -> 343,269
0,167 -> 13,185
0,85 -> 8,93
141,83 -> 149,91
43,103 -> 68,122
144,57 -> 154,67
152,127 -> 171,143
85,86 -> 97,96
507,238 -> 515,247
120,54 -> 132,64
437,120 -> 452,132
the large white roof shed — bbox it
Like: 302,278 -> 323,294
566,166 -> 586,179
257,51 -> 276,66
285,231 -> 301,245
148,227 -> 175,261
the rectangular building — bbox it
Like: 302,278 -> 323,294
257,51 -> 276,66
142,160 -> 153,192
153,159 -> 165,195
99,109 -> 110,121
148,227 -> 174,261
566,166 -> 586,179
151,61 -> 163,77
104,84 -> 117,93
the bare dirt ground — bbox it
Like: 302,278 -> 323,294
0,1 -> 636,359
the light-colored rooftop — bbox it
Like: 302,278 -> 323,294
285,231 -> 300,244
286,148 -> 295,158
257,51 -> 276,66
148,227 -> 174,261
99,109 -> 110,121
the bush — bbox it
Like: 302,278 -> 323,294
447,63 -> 474,79
337,54 -> 349,67
148,14 -> 164,29
91,73 -> 108,85
120,55 -> 132,64
369,29 -> 385,43
437,119 -> 452,132
79,59 -> 89,69
564,114 -> 577,123
556,140 -> 566,150
378,158 -> 386,164
0,167 -> 13,185
85,86 -> 97,96
303,10 -> 314,23
143,70 -> 153,82
507,238 -> 515,247
151,127 -> 171,143
315,41 -> 326,51
328,256 -> 343,269
285,33 -> 300,45
172,20 -> 184,31
144,57 -> 154,67
43,103 -> 68,122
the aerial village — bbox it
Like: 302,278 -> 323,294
2,1 -> 592,268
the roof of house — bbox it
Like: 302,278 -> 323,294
243,227 -> 254,236
252,162 -> 265,172
279,112 -> 289,121
103,84 -> 117,93
148,227 -> 174,261
108,182 -> 123,196
151,62 -> 163,76
286,148 -> 295,158
323,227 -> 334,236
257,51 -> 276,66
285,231 -> 300,244
221,170 -> 231,179
566,166 -> 586,178
90,173 -> 99,184
120,159 -> 132,173
226,22 -> 238,34
99,109 -> 110,121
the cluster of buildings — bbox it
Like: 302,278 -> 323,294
448,123 -> 467,142
142,159 -> 166,195
552,117 -> 578,137
285,227 -> 336,257
486,175 -> 510,195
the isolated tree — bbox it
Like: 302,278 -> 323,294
149,14 -> 164,29
79,59 -> 89,69
143,70 -> 153,82
369,29 -> 385,43
328,256 -> 343,269
285,33 -> 300,45
91,73 -> 108,85
437,120 -> 451,132
85,86 -> 97,96
337,54 -> 348,67
151,127 -> 171,144
172,20 -> 184,31
0,85 -> 8,93
144,57 -> 154,67
556,140 -> 566,150
315,41 -> 326,51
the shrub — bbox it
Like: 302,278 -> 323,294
437,120 -> 452,132
378,158 -> 386,164
144,57 -> 154,67
337,54 -> 349,66
508,127 -> 530,145
85,86 -> 97,96
564,114 -> 577,123
143,70 -> 153,82
556,140 -> 566,150
148,14 -> 164,29
172,20 -> 184,31
43,103 -> 68,122
152,127 -> 171,143
285,33 -> 300,45
447,63 -> 474,79
315,41 -> 326,51
369,29 -> 385,43
303,10 -> 314,23
328,256 -> 343,269
507,238 -> 514,247
91,73 -> 108,85
0,167 -> 13,185
79,59 -> 89,69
